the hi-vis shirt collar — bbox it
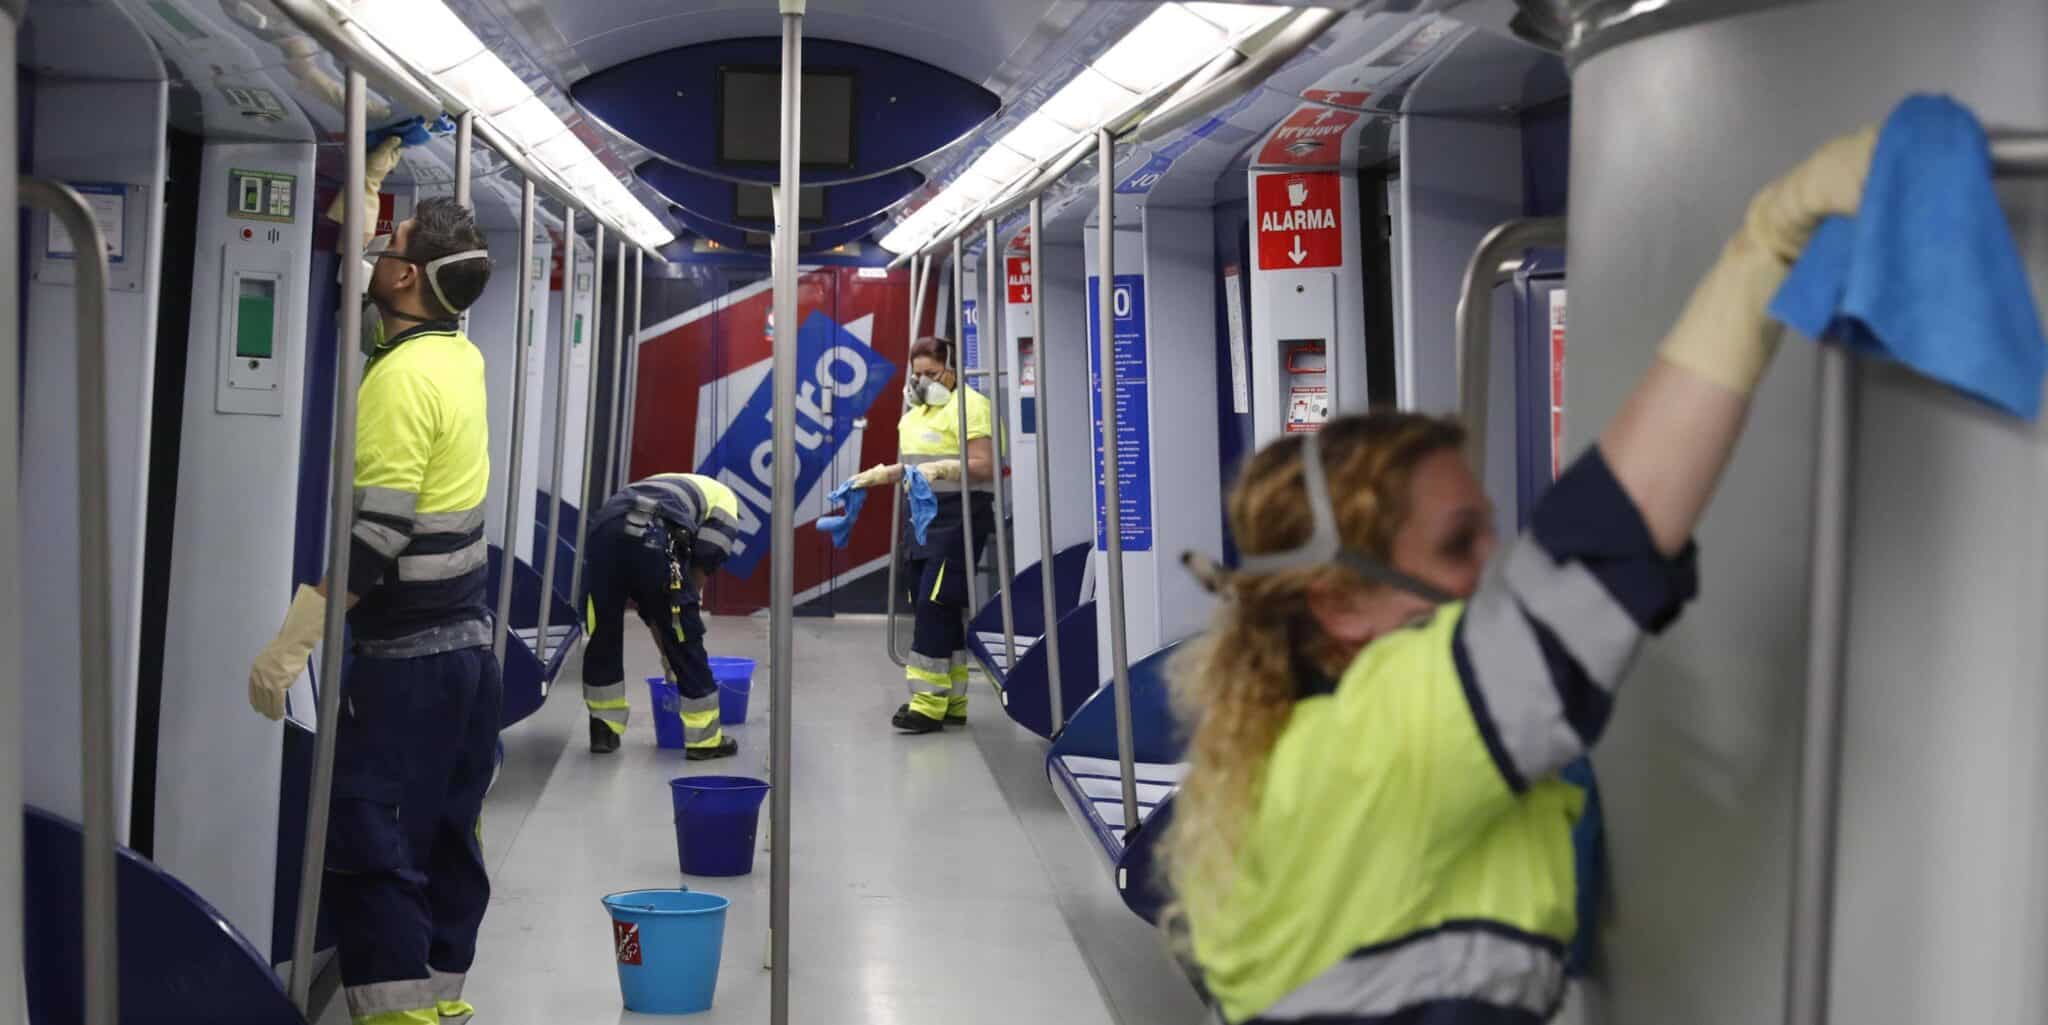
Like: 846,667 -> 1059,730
371,318 -> 463,360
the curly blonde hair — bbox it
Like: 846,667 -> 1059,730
1162,411 -> 1466,931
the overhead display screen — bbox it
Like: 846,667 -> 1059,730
719,67 -> 856,168
735,184 -> 826,223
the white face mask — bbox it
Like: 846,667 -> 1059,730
905,374 -> 950,407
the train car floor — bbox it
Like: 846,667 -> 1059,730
401,614 -> 1129,1024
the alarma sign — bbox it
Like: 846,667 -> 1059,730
1007,256 -> 1032,304
1255,172 -> 1343,270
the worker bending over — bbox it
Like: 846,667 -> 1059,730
848,337 -> 995,733
1165,126 -> 1877,1024
580,472 -> 743,758
247,161 -> 499,1025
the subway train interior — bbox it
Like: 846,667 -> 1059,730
8,0 -> 2048,1022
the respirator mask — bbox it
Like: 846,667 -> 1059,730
905,373 -> 952,408
358,233 -> 492,356
1181,430 -> 1455,608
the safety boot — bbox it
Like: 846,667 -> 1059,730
892,704 -> 945,734
685,736 -> 740,761
589,717 -> 621,754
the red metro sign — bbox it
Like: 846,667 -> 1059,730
1255,172 -> 1343,270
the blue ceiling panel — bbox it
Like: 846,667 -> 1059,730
637,161 -> 924,231
574,37 -> 999,186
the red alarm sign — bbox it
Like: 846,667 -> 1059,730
1006,256 -> 1032,304
1255,172 -> 1343,271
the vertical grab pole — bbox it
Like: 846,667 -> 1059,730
1453,217 -> 1565,480
1096,128 -> 1139,831
984,219 -> 1018,671
566,224 -> 606,620
1028,197 -> 1065,730
769,4 -> 804,1021
21,176 -> 117,1025
602,240 -> 628,499
535,209 -> 576,666
951,235 -> 982,619
885,253 -> 921,668
491,179 -> 537,664
290,68 -> 368,1013
452,111 -> 473,210
617,249 -> 645,493
1784,349 -> 1855,1025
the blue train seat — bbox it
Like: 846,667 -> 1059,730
965,542 -> 1098,738
1045,639 -> 1186,923
486,545 -> 581,727
26,806 -> 306,1024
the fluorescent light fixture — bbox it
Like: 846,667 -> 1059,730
1092,5 -> 1226,91
330,0 -> 675,250
1002,113 -> 1076,162
965,145 -> 1034,188
1183,2 -> 1292,34
1037,67 -> 1134,131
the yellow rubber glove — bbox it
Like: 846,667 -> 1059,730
919,459 -> 964,482
248,585 -> 327,721
849,463 -> 903,489
326,136 -> 405,243
1659,125 -> 1877,395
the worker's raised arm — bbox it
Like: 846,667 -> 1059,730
1598,127 -> 1876,556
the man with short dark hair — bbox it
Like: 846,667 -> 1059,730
246,189 -> 499,1025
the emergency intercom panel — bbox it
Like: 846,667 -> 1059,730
1270,273 -> 1336,433
216,243 -> 294,416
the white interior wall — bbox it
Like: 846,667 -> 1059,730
515,231 -> 555,562
0,15 -> 23,1015
1036,239 -> 1097,559
539,236 -> 594,516
154,141 -> 316,948
20,80 -> 168,840
1568,2 -> 2048,1021
474,227 -> 523,541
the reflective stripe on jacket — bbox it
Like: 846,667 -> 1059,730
591,473 -> 742,575
348,322 -> 493,656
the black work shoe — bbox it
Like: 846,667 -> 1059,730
685,736 -> 740,761
945,713 -> 968,726
892,704 -> 945,734
589,718 -> 621,754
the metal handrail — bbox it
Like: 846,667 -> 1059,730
534,209 -> 577,667
268,0 -> 666,262
1780,129 -> 2048,1025
952,236 -> 983,618
289,68 -> 368,1013
768,8 -> 804,1023
617,249 -> 646,493
21,176 -> 118,1025
884,251 -> 933,668
491,179 -> 539,663
566,224 -> 607,618
983,219 -> 1019,672
1028,196 -> 1067,731
1096,128 -> 1139,835
453,110 -> 473,210
601,240 -> 628,501
1453,217 -> 1566,479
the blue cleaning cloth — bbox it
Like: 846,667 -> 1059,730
368,114 -> 457,149
816,479 -> 868,549
1770,94 -> 2048,420
904,467 -> 938,544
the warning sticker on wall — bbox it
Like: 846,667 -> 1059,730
614,920 -> 643,966
1286,385 -> 1329,434
1256,106 -> 1362,167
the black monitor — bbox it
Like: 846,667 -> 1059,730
718,66 -> 856,169
734,183 -> 825,223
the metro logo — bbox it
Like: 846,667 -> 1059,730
696,311 -> 897,580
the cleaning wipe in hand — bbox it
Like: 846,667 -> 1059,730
904,467 -> 938,545
816,479 -> 867,549
1770,93 -> 2048,420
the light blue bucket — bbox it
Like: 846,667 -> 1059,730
601,888 -> 729,1014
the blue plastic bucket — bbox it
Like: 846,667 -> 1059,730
647,677 -> 684,749
709,656 -> 756,725
670,776 -> 770,877
601,888 -> 729,1014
